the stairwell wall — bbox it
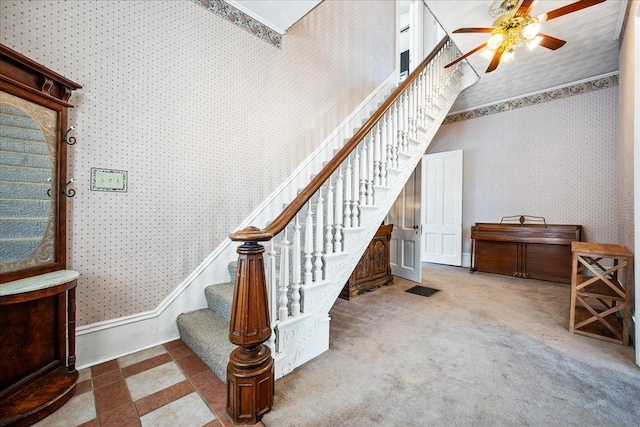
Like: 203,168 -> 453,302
0,0 -> 394,327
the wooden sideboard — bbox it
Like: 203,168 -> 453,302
470,222 -> 582,284
0,271 -> 79,426
341,224 -> 393,300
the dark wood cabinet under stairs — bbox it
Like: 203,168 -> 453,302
341,224 -> 393,300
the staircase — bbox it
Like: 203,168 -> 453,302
0,103 -> 52,263
177,36 -> 479,420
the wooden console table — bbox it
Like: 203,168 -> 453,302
341,224 -> 393,300
0,270 -> 79,426
569,242 -> 633,345
470,222 -> 581,283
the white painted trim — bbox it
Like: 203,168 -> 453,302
461,251 -> 471,268
75,72 -> 398,368
634,5 -> 640,367
449,71 -> 620,115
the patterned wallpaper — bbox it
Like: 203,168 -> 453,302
618,2 -> 637,253
428,86 -> 619,253
0,0 -> 395,325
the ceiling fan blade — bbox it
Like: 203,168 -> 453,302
452,27 -> 495,34
539,0 -> 605,22
486,48 -> 503,73
514,0 -> 536,18
537,33 -> 567,50
444,42 -> 488,68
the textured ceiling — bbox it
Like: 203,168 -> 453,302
425,0 -> 626,112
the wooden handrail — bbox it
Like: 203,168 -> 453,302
230,35 -> 451,242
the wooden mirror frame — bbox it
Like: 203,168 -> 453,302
0,44 -> 81,284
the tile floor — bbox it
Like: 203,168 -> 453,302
34,340 -> 265,427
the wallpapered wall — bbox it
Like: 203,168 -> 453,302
618,1 -> 638,252
428,86 -> 619,253
0,0 -> 395,324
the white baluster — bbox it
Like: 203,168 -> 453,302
278,229 -> 290,321
374,125 -> 381,186
392,103 -> 399,169
325,177 -> 334,254
352,150 -> 360,227
314,188 -> 324,282
409,82 -> 415,139
344,157 -> 352,228
290,215 -> 301,317
380,114 -> 388,187
359,142 -> 368,206
267,240 -> 277,350
304,204 -> 314,285
334,167 -> 343,252
366,134 -> 374,205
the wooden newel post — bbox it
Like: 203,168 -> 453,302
227,240 -> 274,424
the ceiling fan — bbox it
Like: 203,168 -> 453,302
445,0 -> 606,73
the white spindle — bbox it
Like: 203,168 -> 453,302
359,143 -> 367,206
392,103 -> 399,169
352,150 -> 360,227
344,157 -> 352,228
304,204 -> 314,285
409,82 -> 415,139
290,215 -> 301,317
314,189 -> 324,282
267,240 -> 277,350
381,114 -> 390,186
366,134 -> 374,205
278,229 -> 290,321
325,177 -> 334,254
334,167 -> 343,252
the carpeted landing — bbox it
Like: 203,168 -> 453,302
262,263 -> 640,427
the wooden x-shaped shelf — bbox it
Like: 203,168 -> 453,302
569,242 -> 633,345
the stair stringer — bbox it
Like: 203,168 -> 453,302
272,64 -> 479,379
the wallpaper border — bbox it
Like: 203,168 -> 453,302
191,0 -> 282,48
444,74 -> 619,124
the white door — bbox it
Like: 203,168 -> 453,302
422,150 -> 463,266
388,162 -> 422,282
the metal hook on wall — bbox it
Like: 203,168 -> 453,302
63,126 -> 77,145
62,178 -> 76,198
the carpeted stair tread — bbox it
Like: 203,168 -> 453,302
204,282 -> 234,322
177,308 -> 235,383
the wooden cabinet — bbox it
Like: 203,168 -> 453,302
341,224 -> 393,300
470,223 -> 581,284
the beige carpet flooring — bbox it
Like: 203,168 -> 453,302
262,263 -> 640,427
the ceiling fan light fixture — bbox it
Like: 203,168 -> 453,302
522,20 -> 541,40
480,48 -> 497,61
500,49 -> 516,63
525,35 -> 543,50
487,33 -> 505,49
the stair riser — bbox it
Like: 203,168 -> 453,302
0,182 -> 50,200
0,152 -> 50,169
0,165 -> 51,183
0,218 -> 48,238
0,239 -> 40,261
0,199 -> 51,218
0,139 -> 49,155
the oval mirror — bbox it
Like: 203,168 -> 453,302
0,99 -> 56,270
